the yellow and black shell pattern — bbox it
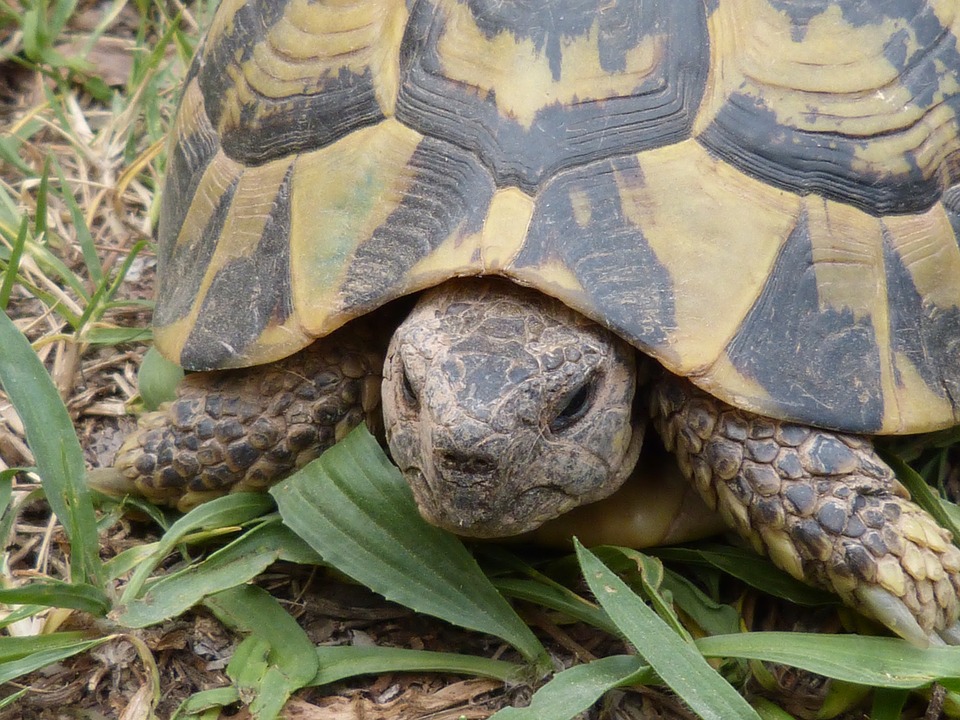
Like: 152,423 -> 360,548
156,0 -> 960,436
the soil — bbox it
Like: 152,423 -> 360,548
0,3 -> 952,718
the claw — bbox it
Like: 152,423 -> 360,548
87,467 -> 134,497
938,620 -> 960,646
855,585 -> 930,648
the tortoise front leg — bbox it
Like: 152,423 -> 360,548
652,376 -> 960,647
91,325 -> 383,512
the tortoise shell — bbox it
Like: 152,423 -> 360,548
155,0 -> 960,435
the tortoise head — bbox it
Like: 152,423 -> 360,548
382,278 -> 643,537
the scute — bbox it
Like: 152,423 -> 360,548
695,0 -> 960,214
156,0 -> 960,436
198,0 -> 407,165
396,0 -> 710,191
722,207 -> 886,433
154,80 -> 222,329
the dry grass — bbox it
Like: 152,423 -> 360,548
2,3 -> 960,719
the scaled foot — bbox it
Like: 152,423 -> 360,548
652,376 -> 960,647
90,327 -> 382,511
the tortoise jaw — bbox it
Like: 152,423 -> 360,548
404,465 -> 575,538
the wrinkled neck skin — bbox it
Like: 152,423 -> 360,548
382,278 -> 643,538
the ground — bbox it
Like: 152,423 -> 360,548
0,2 -> 958,719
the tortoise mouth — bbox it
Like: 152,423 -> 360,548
402,466 -> 576,538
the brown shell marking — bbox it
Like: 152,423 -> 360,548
155,0 -> 960,434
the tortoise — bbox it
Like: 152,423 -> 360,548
96,0 -> 960,648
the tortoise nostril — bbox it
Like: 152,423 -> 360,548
437,449 -> 496,477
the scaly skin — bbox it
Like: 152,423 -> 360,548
383,279 -> 644,537
91,324 -> 382,512
96,280 -> 960,645
651,375 -> 960,646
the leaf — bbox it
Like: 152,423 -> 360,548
0,580 -> 109,615
603,547 -> 690,640
652,544 -> 837,606
0,689 -> 27,710
869,688 -> 909,720
0,637 -> 109,685
576,541 -> 761,720
84,324 -> 152,346
0,605 -> 48,631
492,578 -> 620,637
172,687 -> 241,719
119,492 -> 274,602
750,697 -> 798,719
226,637 -> 290,719
207,585 -> 319,719
114,521 -> 308,627
271,425 -> 550,670
54,162 -> 101,284
0,632 -> 92,661
489,655 -> 651,720
310,646 -> 520,687
660,569 -> 740,638
0,309 -> 103,586
0,217 -> 28,310
137,345 -> 182,409
695,632 -> 960,688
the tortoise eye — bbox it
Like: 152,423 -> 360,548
400,363 -> 419,408
550,379 -> 594,433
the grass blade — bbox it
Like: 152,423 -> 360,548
489,655 -> 651,720
271,425 -> 550,670
0,689 -> 27,709
493,578 -> 620,636
54,162 -> 101,285
0,309 -> 103,585
660,569 -> 740,637
653,544 -> 837,606
0,637 -> 108,685
870,688 -> 909,720
576,541 -> 761,720
0,632 -> 91,661
0,217 -> 28,310
114,521 -> 305,628
75,240 -> 148,335
0,581 -> 109,615
310,646 -> 521,686
119,492 -> 274,602
206,584 -> 320,719
172,687 -> 241,718
33,158 -> 49,238
695,632 -> 960,688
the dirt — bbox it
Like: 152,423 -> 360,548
0,3 -> 953,719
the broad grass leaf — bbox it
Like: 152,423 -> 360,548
489,655 -> 651,720
207,585 -> 319,719
0,581 -> 109,615
114,520 -> 311,627
271,425 -> 549,669
696,632 -> 960,688
0,310 -> 102,585
576,541 -> 761,720
310,646 -> 520,687
653,544 -> 836,606
119,492 -> 274,602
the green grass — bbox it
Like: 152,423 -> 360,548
3,2 -> 960,719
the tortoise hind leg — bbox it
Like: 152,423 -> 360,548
651,375 -> 960,647
90,325 -> 383,512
